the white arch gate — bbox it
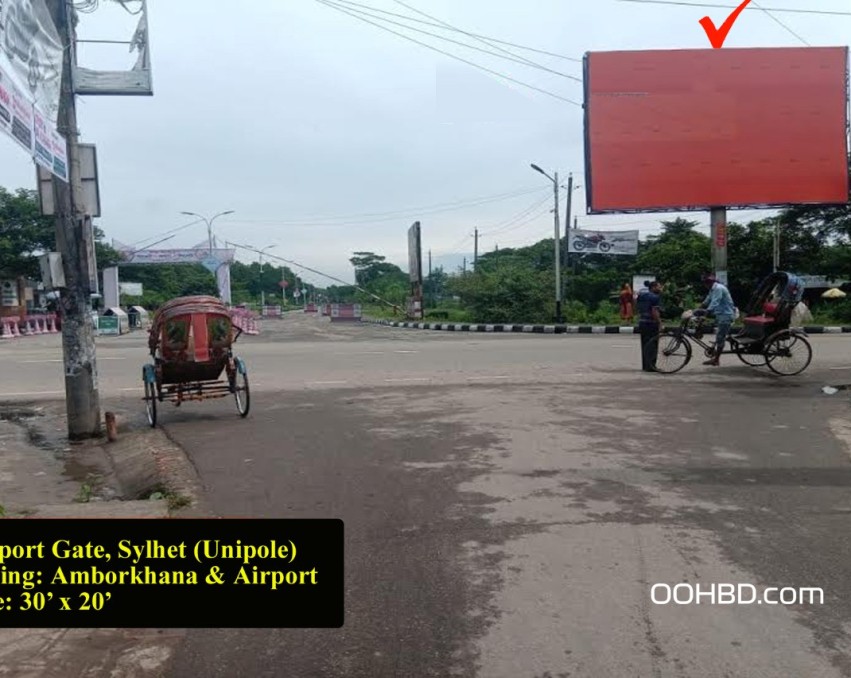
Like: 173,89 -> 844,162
112,241 -> 236,304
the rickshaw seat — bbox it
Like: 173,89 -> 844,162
744,315 -> 774,326
763,302 -> 778,317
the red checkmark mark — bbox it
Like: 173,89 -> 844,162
699,0 -> 753,48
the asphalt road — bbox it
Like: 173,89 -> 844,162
5,314 -> 851,676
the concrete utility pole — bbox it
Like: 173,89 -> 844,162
258,245 -> 275,308
427,249 -> 432,308
47,0 -> 100,439
473,228 -> 478,269
530,163 -> 562,323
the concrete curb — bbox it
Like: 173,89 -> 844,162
366,319 -> 851,336
366,319 -> 708,334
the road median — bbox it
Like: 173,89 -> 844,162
366,319 -> 851,336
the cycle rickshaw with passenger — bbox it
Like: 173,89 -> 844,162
653,271 -> 813,376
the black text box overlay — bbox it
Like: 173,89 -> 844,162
0,519 -> 343,628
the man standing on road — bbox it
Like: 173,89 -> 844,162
637,281 -> 663,372
695,274 -> 736,367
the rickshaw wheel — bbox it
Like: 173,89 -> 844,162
651,330 -> 692,374
735,344 -> 767,367
232,370 -> 250,417
765,330 -> 812,376
144,378 -> 157,428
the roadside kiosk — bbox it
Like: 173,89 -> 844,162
100,307 -> 129,336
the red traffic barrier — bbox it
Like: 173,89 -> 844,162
305,303 -> 317,313
230,308 -> 261,336
1,316 -> 16,339
330,304 -> 362,322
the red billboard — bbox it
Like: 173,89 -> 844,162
584,47 -> 850,214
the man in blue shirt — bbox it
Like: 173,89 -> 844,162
696,274 -> 736,366
636,280 -> 663,372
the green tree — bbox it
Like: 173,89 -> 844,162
449,261 -> 554,323
350,251 -> 407,287
636,218 -> 710,291
0,186 -> 121,280
0,187 -> 54,278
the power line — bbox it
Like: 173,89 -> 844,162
481,195 -> 552,236
615,0 -> 851,17
751,0 -> 810,46
228,240 -> 398,307
313,0 -> 582,106
330,0 -> 583,61
482,203 -> 569,245
129,217 -> 206,247
322,0 -> 581,81
226,187 -> 550,227
388,0 -> 577,77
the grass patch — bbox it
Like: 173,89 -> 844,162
74,482 -> 94,503
145,484 -> 192,512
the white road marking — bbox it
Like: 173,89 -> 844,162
0,391 -> 65,397
394,350 -> 419,354
829,367 -> 851,371
467,376 -> 511,380
384,378 -> 429,383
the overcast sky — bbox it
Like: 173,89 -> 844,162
1,0 -> 850,285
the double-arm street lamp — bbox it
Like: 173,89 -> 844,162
180,210 -> 235,254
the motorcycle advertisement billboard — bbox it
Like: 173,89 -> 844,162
568,229 -> 638,255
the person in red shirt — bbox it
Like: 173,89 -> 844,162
619,283 -> 634,324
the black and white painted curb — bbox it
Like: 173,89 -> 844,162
366,319 -> 851,335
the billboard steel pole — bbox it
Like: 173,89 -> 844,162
711,207 -> 728,285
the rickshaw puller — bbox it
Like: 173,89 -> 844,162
694,274 -> 736,367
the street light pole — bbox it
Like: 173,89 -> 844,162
259,245 -> 275,309
531,163 -> 563,323
180,210 -> 235,254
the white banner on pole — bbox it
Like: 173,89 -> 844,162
216,263 -> 232,304
0,67 -> 11,136
0,0 -> 63,126
567,229 -> 639,255
32,106 -> 52,168
3,63 -> 32,153
0,3 -> 69,182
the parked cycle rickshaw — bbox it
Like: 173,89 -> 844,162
653,272 -> 813,376
142,295 -> 250,427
